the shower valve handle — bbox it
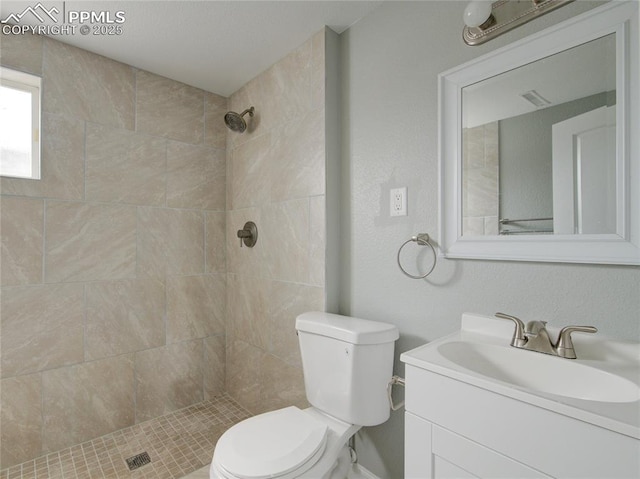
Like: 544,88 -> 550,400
237,221 -> 258,248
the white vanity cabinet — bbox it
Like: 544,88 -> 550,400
403,356 -> 640,479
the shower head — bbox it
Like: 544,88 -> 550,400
224,107 -> 255,133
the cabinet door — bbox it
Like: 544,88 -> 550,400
405,412 -> 432,479
405,412 -> 551,479
432,425 -> 551,479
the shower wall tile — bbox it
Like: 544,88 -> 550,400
271,108 -> 325,202
204,335 -> 226,400
206,211 -> 226,273
166,274 -> 225,343
463,165 -> 499,218
225,338 -> 264,413
226,273 -> 269,350
45,201 -> 136,283
1,113 -> 85,200
229,132 -> 273,209
226,30 -> 327,415
267,281 -> 324,368
205,93 -> 228,150
0,196 -> 43,286
463,126 -> 485,169
135,341 -> 204,422
0,283 -> 83,378
85,278 -> 166,361
166,141 -> 225,210
254,39 -> 312,135
0,33 -> 228,466
309,195 -> 326,287
0,29 -> 42,74
42,39 -> 135,130
226,207 -> 265,277
311,29 -> 326,111
42,355 -> 135,453
263,198 -> 310,283
259,354 -> 307,415
136,70 -> 204,144
0,373 -> 42,468
86,123 -> 167,205
137,207 -> 204,280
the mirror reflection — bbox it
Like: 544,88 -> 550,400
461,34 -> 616,236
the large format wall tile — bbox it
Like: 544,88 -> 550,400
0,196 -> 43,286
166,274 -> 225,343
263,198 -> 310,283
225,31 -> 327,418
206,212 -> 226,273
204,335 -> 225,400
136,71 -> 204,144
205,93 -> 228,150
45,201 -> 136,283
309,195 -> 326,287
259,354 -> 307,415
166,141 -> 225,210
0,29 -> 43,74
225,207 -> 265,277
137,207 -> 204,279
85,279 -> 166,361
86,123 -> 166,205
271,108 -> 325,202
1,113 -> 85,200
226,274 -> 269,350
42,355 -> 135,453
267,281 -> 323,368
229,132 -> 273,210
0,33 -> 230,466
135,341 -> 203,422
225,338 -> 263,413
43,39 -> 135,130
311,29 -> 326,111
1,283 -> 83,378
1,374 -> 42,468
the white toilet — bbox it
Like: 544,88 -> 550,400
210,311 -> 399,479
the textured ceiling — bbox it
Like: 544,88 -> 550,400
0,1 -> 382,96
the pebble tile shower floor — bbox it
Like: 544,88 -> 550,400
0,394 -> 251,479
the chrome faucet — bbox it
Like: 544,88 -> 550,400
495,312 -> 597,359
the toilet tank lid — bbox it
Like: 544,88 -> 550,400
296,312 -> 399,345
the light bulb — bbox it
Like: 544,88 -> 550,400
463,0 -> 493,28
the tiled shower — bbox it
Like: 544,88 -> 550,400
0,26 -> 330,470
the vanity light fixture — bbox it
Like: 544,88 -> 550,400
463,0 -> 575,46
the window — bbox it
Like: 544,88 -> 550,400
0,67 -> 41,179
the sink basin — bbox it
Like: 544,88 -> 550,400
438,341 -> 640,403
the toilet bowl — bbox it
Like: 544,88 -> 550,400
210,312 -> 399,479
210,407 -> 360,479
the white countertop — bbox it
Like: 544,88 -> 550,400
400,313 -> 640,439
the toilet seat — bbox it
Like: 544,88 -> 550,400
214,406 -> 328,479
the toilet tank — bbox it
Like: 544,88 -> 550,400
295,312 -> 399,427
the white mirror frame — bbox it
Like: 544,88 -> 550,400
439,1 -> 639,265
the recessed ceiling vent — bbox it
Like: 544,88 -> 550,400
520,90 -> 552,108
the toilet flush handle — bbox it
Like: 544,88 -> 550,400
387,375 -> 405,411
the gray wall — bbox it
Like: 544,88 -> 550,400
338,1 -> 639,477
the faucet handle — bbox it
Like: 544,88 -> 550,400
495,312 -> 527,347
556,325 -> 598,359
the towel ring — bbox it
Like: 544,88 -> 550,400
397,233 -> 437,279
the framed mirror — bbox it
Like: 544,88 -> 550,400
439,1 -> 639,264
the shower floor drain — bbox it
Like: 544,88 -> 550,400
125,451 -> 151,471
